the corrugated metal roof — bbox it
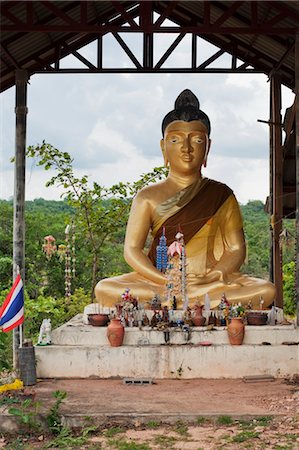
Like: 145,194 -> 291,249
1,0 -> 298,92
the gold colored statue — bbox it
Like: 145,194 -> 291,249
95,90 -> 276,309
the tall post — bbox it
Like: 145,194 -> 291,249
13,69 -> 28,367
269,80 -> 274,283
295,32 -> 299,326
140,1 -> 153,69
271,73 -> 283,308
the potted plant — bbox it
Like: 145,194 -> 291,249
224,303 -> 246,345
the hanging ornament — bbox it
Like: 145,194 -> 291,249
42,235 -> 57,260
57,244 -> 66,261
65,224 -> 72,300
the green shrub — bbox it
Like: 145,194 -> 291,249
283,261 -> 296,316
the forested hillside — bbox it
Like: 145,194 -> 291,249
0,197 -> 295,306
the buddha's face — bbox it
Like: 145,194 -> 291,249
161,120 -> 210,175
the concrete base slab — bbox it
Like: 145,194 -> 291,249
35,315 -> 299,379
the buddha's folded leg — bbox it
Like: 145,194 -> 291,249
95,272 -> 165,308
187,274 -> 276,309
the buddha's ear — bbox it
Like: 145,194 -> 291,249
160,138 -> 169,167
203,138 -> 211,168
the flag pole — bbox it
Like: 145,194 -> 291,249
19,324 -> 23,349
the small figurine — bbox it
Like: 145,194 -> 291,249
143,313 -> 150,327
150,311 -> 158,328
162,306 -> 169,323
37,318 -> 52,345
208,312 -> 217,326
150,294 -> 162,310
172,296 -> 177,310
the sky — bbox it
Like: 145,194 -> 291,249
0,32 -> 295,205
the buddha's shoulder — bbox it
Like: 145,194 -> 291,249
205,178 -> 233,196
135,179 -> 168,201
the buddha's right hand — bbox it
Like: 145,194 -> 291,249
197,269 -> 227,285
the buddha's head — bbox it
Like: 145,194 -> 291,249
161,90 -> 211,174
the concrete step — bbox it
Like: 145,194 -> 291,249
36,341 -> 299,379
51,314 -> 298,346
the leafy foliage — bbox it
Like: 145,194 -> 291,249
283,261 -> 296,316
26,142 -> 167,297
0,331 -> 12,370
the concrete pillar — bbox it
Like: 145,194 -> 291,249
13,69 -> 28,367
271,74 -> 283,308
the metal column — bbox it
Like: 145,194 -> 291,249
13,69 -> 28,367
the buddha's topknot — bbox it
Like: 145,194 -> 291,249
162,89 -> 211,136
174,89 -> 200,110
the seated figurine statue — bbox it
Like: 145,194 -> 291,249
95,89 -> 276,310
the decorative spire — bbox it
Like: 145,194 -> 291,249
156,227 -> 168,272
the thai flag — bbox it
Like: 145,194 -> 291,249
0,274 -> 24,333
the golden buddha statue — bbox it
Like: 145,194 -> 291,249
95,90 -> 276,309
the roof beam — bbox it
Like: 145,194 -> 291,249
40,1 -> 78,26
197,48 -> 226,70
110,1 -> 139,29
2,24 -> 297,34
154,32 -> 186,69
112,32 -> 142,68
61,42 -> 97,69
154,1 -> 179,27
0,43 -> 20,68
213,1 -> 245,27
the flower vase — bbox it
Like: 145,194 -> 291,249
192,305 -> 206,326
227,317 -> 245,345
107,318 -> 125,347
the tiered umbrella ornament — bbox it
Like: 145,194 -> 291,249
165,231 -> 188,308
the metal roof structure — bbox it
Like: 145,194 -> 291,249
1,1 -> 299,92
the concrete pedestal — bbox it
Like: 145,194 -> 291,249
35,314 -> 299,379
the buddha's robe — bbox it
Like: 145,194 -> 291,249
95,178 -> 276,309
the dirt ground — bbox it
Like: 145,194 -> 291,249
0,376 -> 298,449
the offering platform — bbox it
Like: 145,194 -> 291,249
35,314 -> 299,379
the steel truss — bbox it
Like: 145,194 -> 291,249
1,1 -> 297,88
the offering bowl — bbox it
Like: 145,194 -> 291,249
246,312 -> 268,326
88,313 -> 109,327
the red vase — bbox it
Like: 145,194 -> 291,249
107,318 -> 125,347
192,305 -> 206,326
227,317 -> 245,345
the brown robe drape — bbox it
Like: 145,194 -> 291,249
148,179 -> 232,265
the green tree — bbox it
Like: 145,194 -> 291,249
26,142 -> 167,297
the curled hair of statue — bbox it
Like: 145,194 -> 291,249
162,89 -> 211,137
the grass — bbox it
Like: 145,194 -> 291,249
196,416 -> 207,425
44,425 -> 96,449
153,434 -> 178,446
173,419 -> 190,436
145,420 -> 160,429
254,416 -> 273,425
217,415 -> 233,425
107,438 -> 152,450
232,430 -> 260,443
103,426 -> 125,437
